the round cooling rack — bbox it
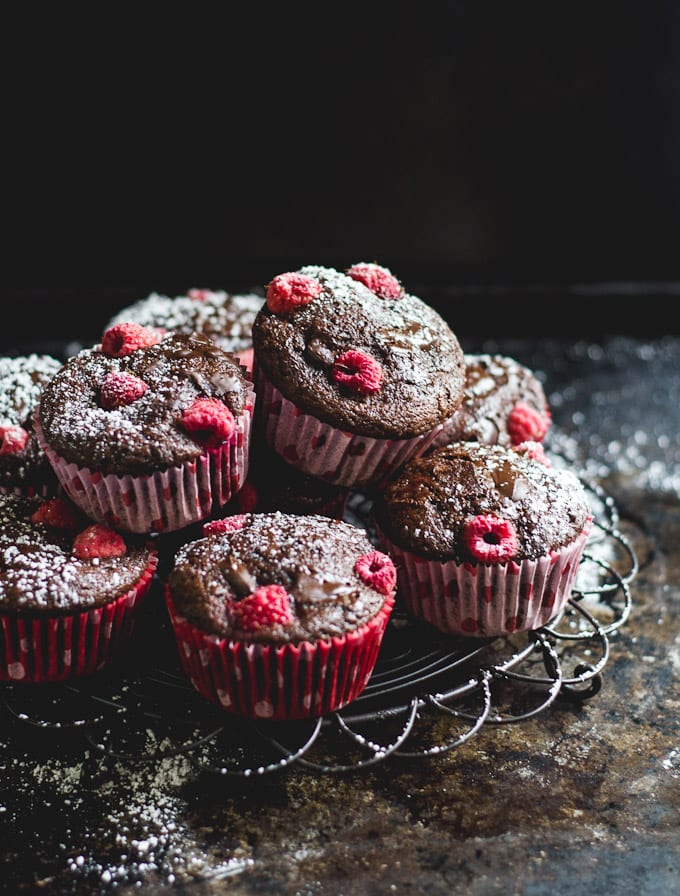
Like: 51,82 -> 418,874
0,469 -> 639,776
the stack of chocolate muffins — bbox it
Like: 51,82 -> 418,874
0,267 -> 592,720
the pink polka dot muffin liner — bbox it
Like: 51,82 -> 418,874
377,520 -> 592,638
254,366 -> 443,489
0,550 -> 158,683
33,383 -> 255,534
165,587 -> 395,721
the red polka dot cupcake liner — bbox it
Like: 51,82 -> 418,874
34,385 -> 255,534
165,586 -> 395,721
377,520 -> 592,638
0,550 -> 158,683
254,366 -> 443,489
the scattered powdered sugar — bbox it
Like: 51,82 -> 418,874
105,290 -> 263,354
0,354 -> 62,426
1,727 -> 255,889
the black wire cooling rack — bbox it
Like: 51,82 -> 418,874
0,471 -> 638,776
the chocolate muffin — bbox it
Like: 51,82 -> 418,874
431,353 -> 551,450
251,263 -> 466,488
373,442 -> 592,637
165,511 -> 396,718
0,354 -> 63,497
104,288 -> 263,370
35,328 -> 254,533
0,492 -> 158,682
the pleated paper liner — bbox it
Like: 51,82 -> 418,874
0,549 -> 158,683
165,586 -> 395,721
33,379 -> 255,534
376,520 -> 592,637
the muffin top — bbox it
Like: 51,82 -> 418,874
432,353 -> 551,449
167,511 -> 396,643
373,442 -> 591,562
0,493 -> 156,613
0,354 -> 63,494
251,264 -> 466,439
37,330 -> 252,477
105,288 -> 263,357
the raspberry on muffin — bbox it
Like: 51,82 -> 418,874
35,330 -> 255,534
165,511 -> 396,719
252,263 -> 466,488
373,441 -> 592,638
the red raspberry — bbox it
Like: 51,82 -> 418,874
354,551 -> 397,595
100,371 -> 149,410
463,515 -> 519,563
203,514 -> 249,535
512,440 -> 551,467
266,272 -> 322,314
188,288 -> 214,301
72,524 -> 127,559
347,262 -> 402,299
332,350 -> 383,395
101,322 -> 161,358
0,424 -> 29,456
507,402 -> 551,445
181,398 -> 236,447
232,584 -> 292,632
30,498 -> 81,530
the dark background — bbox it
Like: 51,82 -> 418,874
2,2 -> 679,349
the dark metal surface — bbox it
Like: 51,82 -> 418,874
0,333 -> 677,895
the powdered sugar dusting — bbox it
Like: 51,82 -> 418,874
1,729 -> 255,888
0,493 -> 153,611
0,355 -> 62,426
106,290 -> 263,355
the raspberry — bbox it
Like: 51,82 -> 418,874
507,402 -> 551,445
512,440 -> 551,466
232,584 -> 292,632
101,322 -> 161,358
266,272 -> 322,314
100,371 -> 148,410
30,498 -> 81,530
72,524 -> 127,559
332,350 -> 383,395
354,551 -> 397,595
181,398 -> 236,447
203,514 -> 249,535
0,424 -> 29,456
463,515 -> 519,563
347,262 -> 402,299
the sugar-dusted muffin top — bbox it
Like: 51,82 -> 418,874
0,493 -> 156,613
168,512 -> 394,643
0,354 -> 63,495
432,353 -> 551,449
373,442 -> 591,562
251,264 -> 466,439
105,289 -> 263,356
37,332 -> 252,477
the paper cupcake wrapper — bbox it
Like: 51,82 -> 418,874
377,520 -> 592,637
253,365 -> 443,489
0,550 -> 158,683
165,587 -> 395,721
34,381 -> 255,534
